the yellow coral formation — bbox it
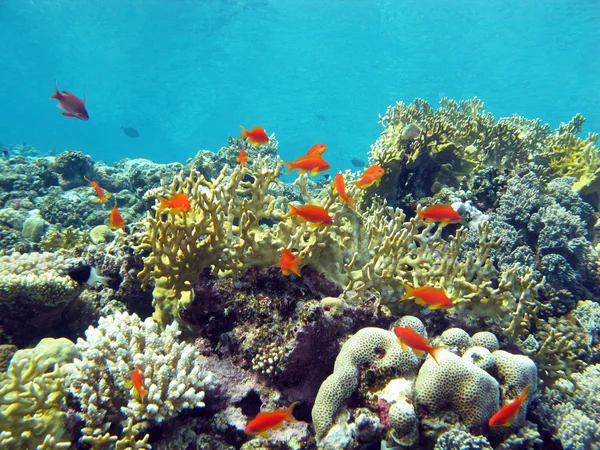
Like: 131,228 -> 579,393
0,354 -> 70,450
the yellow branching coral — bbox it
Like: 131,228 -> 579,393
0,354 -> 70,450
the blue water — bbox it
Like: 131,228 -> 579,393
0,0 -> 598,173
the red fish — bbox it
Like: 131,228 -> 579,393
131,366 -> 148,403
245,402 -> 299,438
49,81 -> 89,120
416,204 -> 462,226
280,248 -> 302,277
109,202 -> 125,229
333,173 -> 355,209
237,148 -> 251,168
237,126 -> 269,146
283,157 -> 330,176
84,176 -> 111,203
351,165 -> 385,189
401,283 -> 454,310
489,385 -> 533,427
393,326 -> 446,364
157,193 -> 191,215
295,143 -> 327,161
282,204 -> 334,227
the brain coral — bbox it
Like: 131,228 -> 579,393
312,327 -> 420,439
415,350 -> 500,427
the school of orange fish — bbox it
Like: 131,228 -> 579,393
51,82 -> 527,439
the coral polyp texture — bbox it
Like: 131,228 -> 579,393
1,96 -> 599,449
314,319 -> 540,448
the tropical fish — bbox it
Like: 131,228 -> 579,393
68,265 -> 117,288
109,202 -> 126,229
244,402 -> 299,438
237,126 -> 269,146
416,204 -> 462,226
282,157 -> 330,176
157,193 -> 191,215
131,366 -> 148,404
351,165 -> 385,189
333,173 -> 355,209
237,148 -> 251,168
488,385 -> 533,427
295,143 -> 327,160
84,176 -> 111,203
401,283 -> 454,310
121,126 -> 140,138
351,157 -> 366,168
49,81 -> 89,120
393,326 -> 446,364
282,204 -> 334,226
280,248 -> 302,277
401,123 -> 421,141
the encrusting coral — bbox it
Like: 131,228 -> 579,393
66,311 -> 214,446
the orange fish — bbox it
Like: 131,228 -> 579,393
416,204 -> 462,226
351,165 -> 385,189
49,80 -> 89,120
157,193 -> 191,215
280,248 -> 302,277
401,283 -> 454,310
131,366 -> 148,404
393,326 -> 446,364
237,148 -> 251,168
333,173 -> 355,209
237,126 -> 269,146
282,204 -> 334,227
489,385 -> 533,427
84,176 -> 111,203
283,157 -> 330,176
109,202 -> 125,229
245,402 -> 299,438
295,143 -> 327,161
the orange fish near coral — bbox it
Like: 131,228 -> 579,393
245,402 -> 299,438
416,204 -> 462,226
237,126 -> 269,146
283,204 -> 334,227
351,165 -> 385,189
283,157 -> 330,176
237,148 -> 251,168
49,81 -> 89,120
109,202 -> 125,229
489,385 -> 533,427
131,366 -> 148,404
280,248 -> 302,277
84,176 -> 111,203
157,193 -> 191,215
295,143 -> 327,160
393,326 -> 446,364
401,283 -> 454,310
333,173 -> 355,209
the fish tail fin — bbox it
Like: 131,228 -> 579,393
290,257 -> 303,277
157,196 -> 169,211
282,161 -> 295,174
83,175 -> 92,184
49,80 -> 61,99
283,203 -> 299,219
347,197 -> 356,210
401,283 -> 415,300
237,126 -> 248,140
520,384 -> 533,402
286,402 -> 300,423
429,345 -> 447,365
104,192 -> 112,202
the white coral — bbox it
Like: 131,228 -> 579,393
66,311 -> 213,436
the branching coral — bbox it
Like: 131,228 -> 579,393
66,311 -> 213,445
0,354 -> 70,449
